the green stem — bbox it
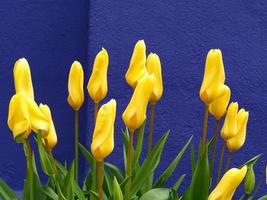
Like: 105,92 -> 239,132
210,119 -> 220,175
148,103 -> 155,156
225,151 -> 233,172
125,130 -> 134,200
97,161 -> 103,200
23,139 -> 34,200
94,102 -> 99,125
75,110 -> 79,182
216,141 -> 226,183
202,105 -> 209,151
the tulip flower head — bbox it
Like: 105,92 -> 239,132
147,53 -> 163,103
13,58 -> 34,99
87,48 -> 109,103
209,85 -> 231,120
67,61 -> 84,110
227,109 -> 249,152
200,49 -> 228,105
91,99 -> 116,161
39,104 -> 58,150
208,166 -> 247,200
221,102 -> 239,141
7,92 -> 31,141
125,40 -> 147,88
122,74 -> 155,131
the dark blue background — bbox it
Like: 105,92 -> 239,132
1,0 -> 266,197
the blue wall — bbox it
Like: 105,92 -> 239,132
0,0 -> 266,197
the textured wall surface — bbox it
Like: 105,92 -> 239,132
0,0 -> 267,197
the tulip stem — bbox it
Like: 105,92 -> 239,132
216,141 -> 226,183
202,105 -> 209,151
210,119 -> 220,175
97,161 -> 103,200
225,151 -> 233,172
23,139 -> 34,200
74,110 -> 79,182
125,129 -> 134,200
148,103 -> 155,156
94,102 -> 99,124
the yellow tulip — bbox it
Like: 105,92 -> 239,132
67,61 -> 84,110
7,92 -> 31,141
13,58 -> 34,99
39,104 -> 58,150
226,109 -> 249,152
208,166 -> 247,200
209,86 -> 231,120
91,99 -> 116,161
87,48 -> 109,103
122,74 -> 155,131
125,40 -> 147,88
147,53 -> 163,103
221,102 -> 238,141
27,97 -> 50,137
200,49 -> 228,105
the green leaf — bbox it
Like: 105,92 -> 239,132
154,136 -> 193,187
173,174 -> 186,192
131,131 -> 169,196
139,188 -> 174,200
103,171 -> 113,197
73,180 -> 86,200
0,178 -> 19,200
104,163 -> 124,183
79,143 -> 94,166
83,171 -> 93,191
240,154 -> 262,167
62,162 -> 74,200
113,177 -> 123,200
258,195 -> 267,200
43,185 -> 58,199
190,144 -> 196,173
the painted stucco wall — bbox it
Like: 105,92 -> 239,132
0,0 -> 266,197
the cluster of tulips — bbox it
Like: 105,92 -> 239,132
0,40 -> 265,200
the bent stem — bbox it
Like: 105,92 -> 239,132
216,141 -> 226,183
202,105 -> 209,152
23,138 -> 34,200
225,151 -> 233,172
74,110 -> 79,182
125,129 -> 134,200
210,119 -> 220,175
148,103 -> 155,156
97,161 -> 103,200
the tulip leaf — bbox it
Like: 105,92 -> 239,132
139,188 -> 176,200
83,171 -> 93,191
73,180 -> 86,200
103,171 -> 113,197
131,131 -> 169,196
172,174 -> 186,192
190,144 -> 196,173
62,162 -> 74,200
43,185 -> 58,199
112,177 -> 123,200
133,122 -> 146,169
0,178 -> 19,200
154,136 -> 193,188
79,143 -> 94,166
104,163 -> 124,183
258,195 -> 267,200
240,154 -> 263,168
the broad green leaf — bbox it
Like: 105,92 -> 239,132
154,136 -> 193,187
103,171 -> 113,197
132,122 -> 145,169
173,174 -> 186,192
131,131 -> 169,196
139,188 -> 173,200
0,178 -> 19,200
79,143 -> 94,166
73,180 -> 86,200
43,185 -> 58,199
83,171 -> 93,191
113,177 -> 123,200
62,162 -> 74,200
104,163 -> 124,183
258,195 -> 267,200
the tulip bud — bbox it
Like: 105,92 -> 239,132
221,102 -> 239,141
125,40 -> 147,88
87,48 -> 109,103
208,166 -> 247,200
147,53 -> 163,103
13,58 -> 34,99
200,49 -> 228,105
91,99 -> 116,161
7,92 -> 31,141
244,165 -> 255,195
39,104 -> 57,150
227,108 -> 249,152
122,74 -> 155,131
67,61 -> 84,110
209,86 -> 231,120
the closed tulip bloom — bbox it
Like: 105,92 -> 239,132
122,74 -> 155,131
13,58 -> 34,99
209,86 -> 231,120
200,49 -> 228,105
221,102 -> 239,141
7,92 -> 31,141
27,97 -> 50,137
147,53 -> 163,103
68,61 -> 84,110
227,109 -> 249,152
125,40 -> 147,88
39,104 -> 58,150
87,48 -> 109,103
208,166 -> 247,200
91,99 -> 116,161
